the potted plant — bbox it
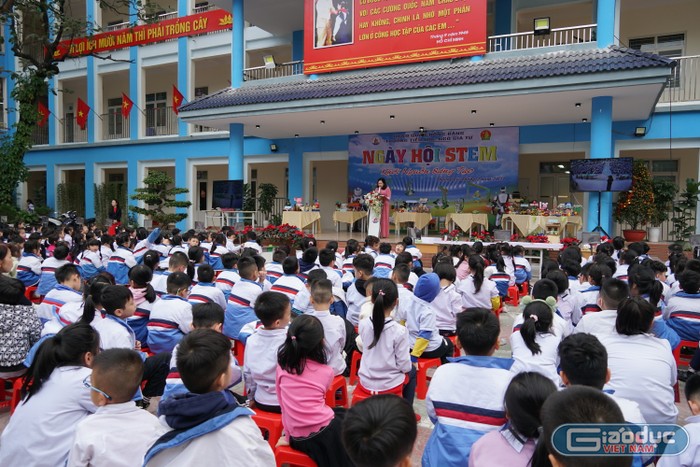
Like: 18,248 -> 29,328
257,182 -> 279,226
614,161 -> 654,242
649,179 -> 678,243
670,178 -> 700,247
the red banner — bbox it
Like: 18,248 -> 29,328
304,0 -> 487,74
54,9 -> 233,59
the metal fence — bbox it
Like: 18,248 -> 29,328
101,112 -> 130,140
32,126 -> 49,145
145,106 -> 178,136
244,61 -> 304,81
63,115 -> 88,143
488,24 -> 597,53
659,55 -> 700,104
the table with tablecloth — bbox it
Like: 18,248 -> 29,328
393,212 -> 433,236
501,214 -> 583,236
332,211 -> 367,233
282,211 -> 321,235
445,213 -> 490,233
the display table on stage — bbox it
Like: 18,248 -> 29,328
282,211 -> 321,235
223,211 -> 256,229
333,211 -> 367,233
501,214 -> 583,237
446,213 -> 489,233
393,212 -> 433,236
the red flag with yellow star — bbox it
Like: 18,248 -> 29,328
172,85 -> 185,115
121,93 -> 134,119
76,98 -> 90,130
37,102 -> 50,127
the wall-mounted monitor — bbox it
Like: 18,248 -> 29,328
570,157 -> 634,192
212,180 -> 243,209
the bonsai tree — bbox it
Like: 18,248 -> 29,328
257,183 -> 279,222
129,171 -> 192,226
650,179 -> 678,227
614,161 -> 654,230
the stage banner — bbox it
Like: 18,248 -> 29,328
304,0 -> 487,74
348,127 -> 519,215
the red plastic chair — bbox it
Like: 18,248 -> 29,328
673,340 -> 699,403
24,285 -> 42,304
274,445 -> 317,467
325,375 -> 348,408
252,410 -> 284,449
0,376 -> 22,411
233,339 -> 245,366
447,335 -> 460,357
505,285 -> 520,306
348,351 -> 361,386
10,377 -> 23,414
416,358 -> 441,400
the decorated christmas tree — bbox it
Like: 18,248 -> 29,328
614,160 -> 655,230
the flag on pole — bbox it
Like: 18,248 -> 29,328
76,98 -> 90,130
172,85 -> 185,115
121,93 -> 134,118
37,102 -> 50,127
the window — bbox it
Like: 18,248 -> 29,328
145,92 -> 167,133
629,34 -> 684,87
107,97 -> 123,137
647,159 -> 678,184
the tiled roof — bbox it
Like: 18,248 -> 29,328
180,46 -> 674,112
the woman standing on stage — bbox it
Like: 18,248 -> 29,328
376,178 -> 392,238
107,199 -> 122,236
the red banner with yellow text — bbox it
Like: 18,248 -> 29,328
304,0 -> 487,74
54,9 -> 232,59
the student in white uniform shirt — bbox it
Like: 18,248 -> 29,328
152,252 -> 189,296
391,264 -> 414,321
36,263 -> 83,322
318,248 -> 344,289
37,242 -> 70,296
346,254 -> 374,326
215,252 -> 241,299
511,279 -> 571,339
457,255 -> 500,313
243,292 -> 291,413
571,263 -> 612,325
340,239 -> 360,279
147,272 -> 194,354
106,232 -> 137,285
99,235 -> 115,270
242,230 -> 263,255
270,256 -> 306,304
561,260 -> 584,293
574,278 -> 629,337
292,269 -> 326,316
432,261 -> 462,336
395,252 -> 419,290
309,279 -> 347,376
0,323 -> 99,466
664,269 -> 700,342
628,265 -> 681,350
265,249 -> 287,284
599,296 -> 678,425
223,256 -> 264,342
372,243 -> 396,279
544,270 -> 577,332
16,239 -> 42,287
364,235 -> 380,258
188,264 -> 227,311
613,250 -> 637,281
67,349 -> 166,467
658,374 -> 700,467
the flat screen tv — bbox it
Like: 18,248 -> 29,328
569,157 -> 634,192
212,180 -> 243,209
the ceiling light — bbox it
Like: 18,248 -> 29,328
489,123 -> 495,127
354,130 -> 359,134
471,110 -> 477,114
255,124 -> 260,128
320,120 -> 325,125
390,115 -> 395,120
294,134 -> 299,137
575,103 -> 581,108
634,126 -> 647,137
558,164 -> 565,169
582,118 -> 588,123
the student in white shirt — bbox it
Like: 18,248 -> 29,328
613,249 -> 637,282
207,233 -> 229,271
318,248 -> 344,289
544,269 -> 577,332
188,264 -> 227,311
36,263 -> 83,322
242,231 -> 263,255
394,251 -> 419,290
79,239 -> 106,279
215,252 -> 240,299
372,243 -> 395,279
147,272 -> 193,354
457,255 -> 500,313
106,232 -> 137,285
309,279 -> 347,376
16,239 -> 42,287
571,263 -> 612,325
599,296 -> 678,425
574,277 -> 629,337
224,256 -> 264,342
271,256 -> 306,305
561,260 -> 584,294
0,323 -> 99,466
67,348 -> 166,467
664,269 -> 700,342
100,235 -> 115,270
152,252 -> 189,296
292,269 -> 327,316
432,260 -> 462,336
346,254 -> 374,326
37,242 -> 70,296
658,374 -> 700,467
265,249 -> 286,284
243,292 -> 291,413
364,235 -> 380,258
340,239 -> 360,279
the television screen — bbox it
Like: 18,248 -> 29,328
212,180 -> 243,209
569,157 -> 634,192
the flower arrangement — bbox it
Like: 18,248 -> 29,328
364,191 -> 383,215
469,230 -> 495,242
526,233 -> 550,244
233,224 -> 308,247
440,228 -> 461,241
561,237 -> 581,249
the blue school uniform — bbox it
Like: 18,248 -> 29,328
107,246 -> 137,285
147,295 -> 193,354
37,257 -> 70,296
664,292 -> 700,341
224,278 -> 264,342
16,253 -> 42,287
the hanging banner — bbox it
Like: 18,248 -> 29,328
54,9 -> 233,59
348,127 -> 519,214
304,0 -> 487,74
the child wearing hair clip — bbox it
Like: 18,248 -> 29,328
509,296 -> 563,386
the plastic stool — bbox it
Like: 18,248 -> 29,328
416,358 -> 441,400
518,281 -> 530,296
0,376 -> 21,411
274,445 -> 317,467
325,375 -> 348,408
24,285 -> 42,304
252,410 -> 284,449
349,351 -> 361,386
677,340 -> 699,368
505,285 -> 519,306
10,378 -> 23,414
233,339 -> 245,366
447,335 -> 460,357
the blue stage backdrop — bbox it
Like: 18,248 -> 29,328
348,127 -> 520,214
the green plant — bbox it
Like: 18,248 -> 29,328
670,178 -> 700,242
258,183 -> 279,221
270,213 -> 282,226
94,182 -> 128,227
129,171 -> 192,226
242,183 -> 256,212
613,161 -> 655,230
56,182 -> 85,216
650,179 -> 678,227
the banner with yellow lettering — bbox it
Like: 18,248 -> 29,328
348,127 -> 519,211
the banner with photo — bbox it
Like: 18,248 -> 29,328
348,127 -> 519,214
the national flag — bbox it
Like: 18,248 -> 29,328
121,93 -> 134,118
76,98 -> 90,130
37,102 -> 50,127
172,85 -> 185,115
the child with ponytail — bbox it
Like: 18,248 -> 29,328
127,264 -> 160,348
78,238 -> 105,279
0,323 -> 99,466
276,314 -> 354,467
353,278 -> 412,406
458,254 -> 500,312
509,297 -> 562,385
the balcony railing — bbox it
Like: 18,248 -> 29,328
32,126 -> 49,145
104,21 -> 130,32
192,124 -> 226,133
193,4 -> 213,13
488,24 -> 597,53
659,55 -> 700,104
244,61 -> 304,81
63,115 -> 87,143
145,106 -> 178,136
101,112 -> 130,140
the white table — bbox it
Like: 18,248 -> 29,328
393,212 -> 433,237
333,211 -> 367,233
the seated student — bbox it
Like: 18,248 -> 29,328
270,256 -> 306,304
613,250 -> 637,281
512,245 -> 532,286
628,265 -> 680,350
16,239 -> 42,287
372,243 -> 395,279
599,297 -> 677,425
364,235 -> 380,258
106,232 -> 137,285
574,278 -> 629,337
458,255 -> 500,313
0,323 -> 99,466
207,233 -> 229,271
510,297 -> 562,385
572,263 -> 613,325
401,236 -> 422,263
532,386 -> 630,467
664,269 -> 700,341
36,263 -> 83,322
485,253 -> 513,299
144,330 -> 275,466
0,277 -> 42,378
394,251 -> 419,289
648,259 -> 672,300
163,302 -> 242,402
147,272 -> 193,354
126,265 -> 159,348
432,261 -> 462,336
341,395 -> 417,467
276,315 -> 354,467
187,246 -> 208,283
562,259 -> 583,293
292,269 -> 327,316
611,235 -> 625,263
469,372 -> 557,467
340,239 -> 360,277
99,235 -> 115,270
188,264 -> 227,311
223,256 -> 264,342
391,263 -> 414,318
243,292 -> 291,413
298,247 -> 319,280
67,349 -> 166,467
37,242 -> 70,296
153,252 -> 189,297
265,248 -> 286,284
423,308 -> 514,466
629,241 -> 651,262
309,279 -> 347,376
658,373 -> 700,467
545,269 -> 577,330
242,230 -> 263,254
346,253 -> 374,327
79,239 -> 106,279
215,252 -> 240,299
318,248 -> 344,289
132,227 -> 162,259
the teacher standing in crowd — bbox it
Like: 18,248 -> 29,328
107,199 -> 122,236
376,178 -> 392,238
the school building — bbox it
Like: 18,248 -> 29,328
4,0 -> 699,237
